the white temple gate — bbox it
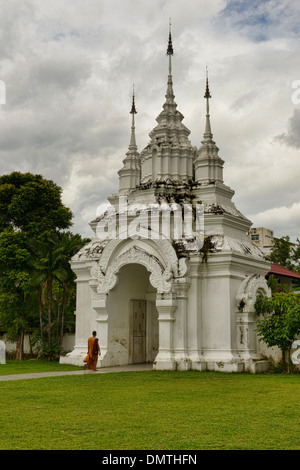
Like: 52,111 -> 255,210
60,26 -> 271,373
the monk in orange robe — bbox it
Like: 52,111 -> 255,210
83,331 -> 101,370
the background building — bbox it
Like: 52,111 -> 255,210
249,227 -> 275,254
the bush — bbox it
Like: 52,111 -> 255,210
255,292 -> 300,372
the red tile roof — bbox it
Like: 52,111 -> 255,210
269,263 -> 300,279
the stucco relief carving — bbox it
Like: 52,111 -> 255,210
99,237 -> 184,276
178,257 -> 188,277
94,238 -> 187,288
156,292 -> 174,300
98,239 -> 123,272
90,245 -> 175,294
235,274 -> 271,358
236,274 -> 271,313
238,325 -> 249,348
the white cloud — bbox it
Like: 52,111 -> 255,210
249,201 -> 300,242
0,0 -> 299,242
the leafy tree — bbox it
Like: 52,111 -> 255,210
269,236 -> 294,270
28,233 -> 69,350
0,229 -> 37,359
0,172 -> 72,237
269,236 -> 300,276
255,292 -> 300,372
28,231 -> 89,355
291,238 -> 300,275
266,274 -> 290,294
0,172 -> 75,359
54,232 -> 90,347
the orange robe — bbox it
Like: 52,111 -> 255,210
83,336 -> 100,370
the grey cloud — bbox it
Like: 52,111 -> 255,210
216,0 -> 300,41
276,109 -> 300,148
32,56 -> 91,91
0,0 -> 299,242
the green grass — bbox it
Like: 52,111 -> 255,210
0,366 -> 299,450
0,359 -> 81,375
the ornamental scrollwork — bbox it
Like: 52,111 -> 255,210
236,274 -> 271,313
90,246 -> 174,294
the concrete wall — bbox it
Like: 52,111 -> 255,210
0,333 -> 75,357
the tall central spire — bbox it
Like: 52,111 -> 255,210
139,21 -> 195,184
129,84 -> 137,150
166,18 -> 175,102
167,18 -> 174,56
204,66 -> 213,139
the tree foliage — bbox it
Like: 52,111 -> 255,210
255,291 -> 300,372
0,172 -> 89,360
0,172 -> 72,236
269,235 -> 300,275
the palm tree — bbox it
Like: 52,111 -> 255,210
28,231 -> 89,352
55,232 -> 90,347
29,233 -> 68,349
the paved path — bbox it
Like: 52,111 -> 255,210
0,364 -> 153,382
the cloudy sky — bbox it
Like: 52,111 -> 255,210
0,0 -> 299,241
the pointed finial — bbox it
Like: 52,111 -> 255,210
130,84 -> 137,115
204,66 -> 211,99
167,18 -> 174,56
129,85 -> 137,150
203,67 -> 213,137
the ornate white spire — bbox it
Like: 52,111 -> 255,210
199,68 -> 219,155
167,18 -> 174,56
129,84 -> 137,150
118,86 -> 140,193
203,67 -> 213,139
166,18 -> 175,103
139,22 -> 195,184
194,69 -> 224,184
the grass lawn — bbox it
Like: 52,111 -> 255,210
0,359 -> 81,375
0,362 -> 299,450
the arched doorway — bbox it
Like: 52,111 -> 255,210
106,263 -> 159,365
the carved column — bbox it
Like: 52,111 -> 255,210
92,292 -> 110,367
186,255 -> 206,370
236,309 -> 260,361
173,277 -> 191,370
154,292 -> 177,371
60,261 -> 95,366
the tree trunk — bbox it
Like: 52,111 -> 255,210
15,330 -> 24,361
38,285 -> 44,347
60,286 -> 68,348
287,348 -> 291,373
56,301 -> 61,345
47,278 -> 52,347
282,349 -> 287,371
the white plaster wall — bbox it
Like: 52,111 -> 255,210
201,274 -> 232,355
200,254 -> 259,369
75,274 -> 95,350
146,300 -> 159,362
61,333 -> 75,352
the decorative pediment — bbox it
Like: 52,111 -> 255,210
90,245 -> 173,294
98,237 -> 187,278
236,274 -> 271,313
